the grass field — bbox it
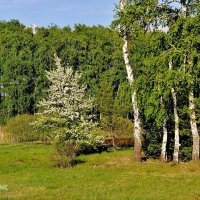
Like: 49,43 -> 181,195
0,143 -> 200,200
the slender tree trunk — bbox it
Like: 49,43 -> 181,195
120,0 -> 125,10
180,1 -> 187,17
160,96 -> 168,161
120,0 -> 142,161
171,87 -> 180,163
131,91 -> 142,161
169,61 -> 180,163
189,91 -> 199,161
180,1 -> 199,161
160,118 -> 168,161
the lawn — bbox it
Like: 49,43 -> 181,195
0,143 -> 200,200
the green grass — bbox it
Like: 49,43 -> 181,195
0,143 -> 200,200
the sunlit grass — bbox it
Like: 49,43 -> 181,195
0,143 -> 200,200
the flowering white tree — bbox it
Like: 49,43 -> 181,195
37,54 -> 102,167
38,54 -> 101,144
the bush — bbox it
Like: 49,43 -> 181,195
2,114 -> 41,143
51,137 -> 79,168
179,147 -> 192,162
103,138 -> 134,149
33,115 -> 66,142
146,143 -> 161,159
78,142 -> 108,155
51,152 -> 78,168
51,130 -> 105,168
100,115 -> 134,138
142,128 -> 162,159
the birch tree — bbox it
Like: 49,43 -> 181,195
168,61 -> 180,162
119,0 -> 143,161
160,97 -> 168,162
164,0 -> 200,161
180,0 -> 200,161
117,0 -> 169,161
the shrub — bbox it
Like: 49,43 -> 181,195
179,147 -> 192,162
78,142 -> 108,155
103,138 -> 134,149
2,114 -> 40,143
51,129 -> 104,168
100,115 -> 134,138
146,143 -> 161,159
51,138 -> 79,168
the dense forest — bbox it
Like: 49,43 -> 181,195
0,0 -> 199,164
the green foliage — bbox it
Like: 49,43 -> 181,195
37,55 -> 97,138
142,126 -> 162,159
37,56 -> 104,167
113,0 -> 200,161
180,147 -> 192,162
0,22 -> 126,126
100,115 -> 134,138
51,138 -> 78,168
2,114 -> 40,143
0,5 -> 199,162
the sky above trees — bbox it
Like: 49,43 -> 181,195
0,0 -> 118,28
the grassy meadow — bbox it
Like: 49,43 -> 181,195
0,143 -> 200,200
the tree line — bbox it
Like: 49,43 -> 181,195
0,21 -> 130,122
0,0 -> 199,162
116,0 -> 200,162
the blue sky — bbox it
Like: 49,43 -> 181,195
0,0 -> 118,28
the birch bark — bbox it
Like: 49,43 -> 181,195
180,1 -> 200,161
120,0 -> 142,161
189,91 -> 199,160
160,97 -> 168,162
169,61 -> 180,163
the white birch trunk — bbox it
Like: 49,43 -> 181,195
160,97 -> 168,161
120,0 -> 125,10
180,1 -> 187,17
120,0 -> 142,161
189,91 -> 199,161
160,118 -> 168,161
169,61 -> 180,163
180,1 -> 199,161
171,87 -> 180,163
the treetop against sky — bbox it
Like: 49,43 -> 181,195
0,0 -> 118,28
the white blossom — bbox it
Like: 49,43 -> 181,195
37,54 -> 102,145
